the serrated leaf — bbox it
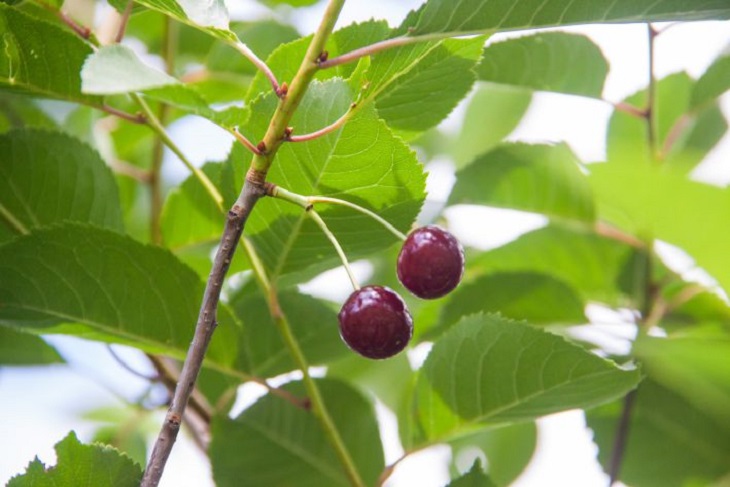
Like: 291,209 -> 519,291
373,36 -> 485,138
589,162 -> 730,295
81,45 -> 248,128
81,45 -> 178,94
428,272 -> 585,339
416,314 -> 641,440
8,431 -> 142,487
587,380 -> 730,487
0,5 -> 100,105
0,223 -> 241,371
239,79 -> 425,281
634,335 -> 730,428
0,129 -> 124,233
691,52 -> 730,109
447,460 -> 497,487
405,0 -> 730,35
452,84 -> 532,168
450,422 -> 536,486
470,225 -> 642,307
477,32 -> 608,98
449,142 -> 595,223
0,325 -> 63,365
229,287 -> 349,377
210,379 -> 384,487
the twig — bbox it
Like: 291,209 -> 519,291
100,104 -> 147,124
230,42 -> 281,96
141,177 -> 266,487
607,389 -> 637,485
646,23 -> 659,159
146,354 -> 213,423
286,103 -> 356,142
611,101 -> 646,119
107,345 -> 158,381
232,128 -> 263,155
244,239 -> 365,487
658,113 -> 692,159
108,159 -> 152,183
595,222 -> 646,248
318,32 -> 451,69
58,10 -> 91,39
133,93 -> 224,211
114,0 -> 134,43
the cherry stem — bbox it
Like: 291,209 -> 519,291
307,208 -> 361,291
267,185 -> 361,291
308,196 -> 407,240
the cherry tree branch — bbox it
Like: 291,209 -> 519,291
141,177 -> 266,487
142,1 -> 347,484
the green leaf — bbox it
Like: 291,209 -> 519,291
211,378 -> 384,487
327,351 -> 413,413
239,79 -> 426,281
8,431 -> 142,487
415,314 -> 641,440
0,5 -> 100,105
81,44 -> 248,128
81,45 -> 178,94
229,287 -> 349,377
477,33 -> 608,98
452,84 -> 532,168
589,162 -> 730,295
634,335 -> 730,428
470,225 -> 642,307
0,129 -> 124,234
447,460 -> 497,487
0,326 -> 63,365
372,36 -> 485,138
0,223 -> 240,370
691,52 -> 730,109
448,142 -> 595,223
405,0 -> 730,35
0,93 -> 58,132
587,380 -> 730,487
450,422 -> 536,486
428,272 -> 585,339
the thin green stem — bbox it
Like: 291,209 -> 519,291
307,209 -> 360,291
0,203 -> 29,235
134,94 -> 224,211
243,241 -> 365,487
268,186 -> 362,290
308,196 -> 407,240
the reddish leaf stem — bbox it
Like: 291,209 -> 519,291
286,103 -> 356,142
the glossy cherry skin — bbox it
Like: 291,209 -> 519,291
397,225 -> 465,299
338,285 -> 413,359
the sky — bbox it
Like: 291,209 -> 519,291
1,1 -> 729,486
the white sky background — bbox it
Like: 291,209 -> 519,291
1,1 -> 729,486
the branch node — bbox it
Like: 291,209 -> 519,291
317,50 -> 329,64
283,126 -> 294,140
305,203 -> 314,212
277,82 -> 289,98
246,167 -> 267,187
256,141 -> 268,155
264,182 -> 277,196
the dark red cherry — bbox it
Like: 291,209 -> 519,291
397,225 -> 465,299
338,285 -> 413,359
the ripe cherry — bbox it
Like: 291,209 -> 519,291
338,285 -> 413,359
397,225 -> 464,299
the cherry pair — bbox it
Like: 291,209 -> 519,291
338,225 -> 464,359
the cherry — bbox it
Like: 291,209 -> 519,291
397,225 -> 464,299
338,285 -> 413,359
